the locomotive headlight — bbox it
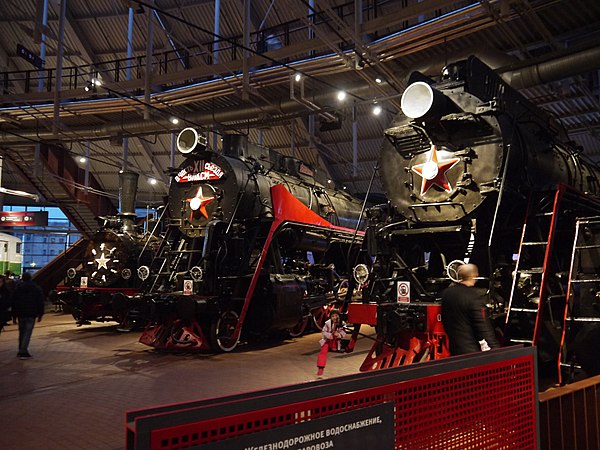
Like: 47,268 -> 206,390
189,196 -> 201,211
420,161 -> 439,180
122,268 -> 132,280
353,264 -> 370,285
401,81 -> 447,119
67,268 -> 77,279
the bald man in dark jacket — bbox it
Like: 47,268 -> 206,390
441,264 -> 499,355
11,272 -> 45,359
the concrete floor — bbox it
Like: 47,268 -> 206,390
0,311 -> 376,450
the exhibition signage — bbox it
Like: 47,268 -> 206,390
0,211 -> 48,227
198,403 -> 395,450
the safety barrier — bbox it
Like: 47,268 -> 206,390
126,346 -> 538,449
539,373 -> 600,449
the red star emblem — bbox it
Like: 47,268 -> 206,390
187,186 -> 215,219
411,145 -> 460,195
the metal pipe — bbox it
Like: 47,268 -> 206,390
500,46 -> 600,89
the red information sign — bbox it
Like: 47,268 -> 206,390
0,211 -> 48,227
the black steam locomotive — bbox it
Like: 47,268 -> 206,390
137,128 -> 365,352
347,56 -> 600,383
55,172 -> 160,328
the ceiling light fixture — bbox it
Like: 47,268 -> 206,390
337,91 -> 347,101
170,117 -> 180,125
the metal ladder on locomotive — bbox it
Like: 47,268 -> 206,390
559,216 -> 600,384
505,184 -> 600,383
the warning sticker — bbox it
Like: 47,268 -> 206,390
397,281 -> 410,303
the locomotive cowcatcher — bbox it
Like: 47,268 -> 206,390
346,56 -> 600,384
137,128 -> 365,352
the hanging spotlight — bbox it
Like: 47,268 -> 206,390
79,156 -> 87,164
337,91 -> 347,101
372,104 -> 382,116
170,117 -> 180,125
294,72 -> 302,82
375,77 -> 383,84
84,79 -> 97,93
92,77 -> 102,87
148,178 -> 157,185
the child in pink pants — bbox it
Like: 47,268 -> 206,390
316,309 -> 346,377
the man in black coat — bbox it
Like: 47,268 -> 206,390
11,272 -> 45,359
441,263 -> 499,355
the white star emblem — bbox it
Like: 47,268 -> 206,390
95,252 -> 110,270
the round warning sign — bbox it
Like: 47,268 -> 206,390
397,281 -> 410,303
183,279 -> 193,295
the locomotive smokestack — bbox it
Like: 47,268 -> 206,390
223,134 -> 248,158
119,171 -> 139,232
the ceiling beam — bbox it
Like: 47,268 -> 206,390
59,1 -> 114,82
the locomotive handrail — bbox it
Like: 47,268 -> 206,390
137,204 -> 170,266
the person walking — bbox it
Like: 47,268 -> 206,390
441,263 -> 499,355
316,309 -> 346,377
11,272 -> 45,359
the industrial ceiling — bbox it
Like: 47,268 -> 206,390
0,0 -> 599,235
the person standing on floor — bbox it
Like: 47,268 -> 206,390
441,263 -> 500,355
316,309 -> 346,377
0,275 -> 12,334
11,272 -> 45,359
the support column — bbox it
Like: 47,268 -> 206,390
144,0 -> 154,121
52,0 -> 67,136
352,104 -> 358,177
242,0 -> 251,101
124,6 -> 135,171
38,0 -> 49,92
84,141 -> 90,193
213,0 -> 221,64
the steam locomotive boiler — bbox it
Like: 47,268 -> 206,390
137,129 -> 365,352
55,172 -> 160,328
348,56 -> 600,383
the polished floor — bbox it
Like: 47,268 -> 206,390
0,310 -> 375,450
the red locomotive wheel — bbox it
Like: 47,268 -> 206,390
287,315 -> 309,338
210,310 -> 240,352
311,306 -> 331,331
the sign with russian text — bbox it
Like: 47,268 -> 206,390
197,402 -> 395,449
0,211 -> 48,227
175,161 -> 224,183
